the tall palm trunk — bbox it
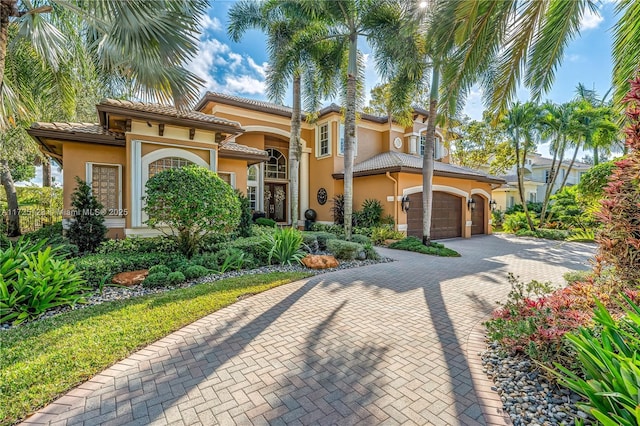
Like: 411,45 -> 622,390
593,145 -> 599,165
289,73 -> 301,228
343,33 -> 358,241
515,130 -> 535,231
1,159 -> 20,236
539,135 -> 566,226
560,139 -> 582,189
422,66 -> 439,245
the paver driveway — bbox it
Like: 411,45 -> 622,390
23,235 -> 595,426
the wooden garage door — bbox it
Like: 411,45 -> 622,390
471,195 -> 485,235
407,192 -> 462,240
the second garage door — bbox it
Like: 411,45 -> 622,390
407,191 -> 462,240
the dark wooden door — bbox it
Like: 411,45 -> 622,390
407,192 -> 462,240
265,183 -> 287,222
471,195 -> 485,235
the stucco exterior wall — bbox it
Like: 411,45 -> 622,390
218,158 -> 248,194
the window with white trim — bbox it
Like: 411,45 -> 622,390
148,157 -> 193,178
419,133 -> 441,157
217,172 -> 236,188
87,163 -> 122,215
338,123 -> 358,156
247,165 -> 259,211
529,192 -> 536,203
265,148 -> 287,179
316,123 -> 330,157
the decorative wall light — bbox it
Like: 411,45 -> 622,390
401,195 -> 410,212
467,198 -> 476,211
489,199 -> 497,210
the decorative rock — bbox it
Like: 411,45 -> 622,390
112,269 -> 149,286
301,255 -> 339,269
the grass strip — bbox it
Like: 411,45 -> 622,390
388,236 -> 461,257
0,272 -> 310,426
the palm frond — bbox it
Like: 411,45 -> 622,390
612,0 -> 640,109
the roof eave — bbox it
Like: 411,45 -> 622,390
218,150 -> 268,164
333,166 -> 505,184
195,93 -> 295,119
97,104 -> 244,134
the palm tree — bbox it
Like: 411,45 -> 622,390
274,0 -> 410,240
1,0 -> 208,236
538,101 -> 576,226
503,102 -> 540,231
1,0 -> 207,116
228,0 -> 336,229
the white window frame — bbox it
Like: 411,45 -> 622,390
419,131 -> 442,158
247,164 -> 262,212
338,123 -> 358,157
316,122 -> 331,158
217,171 -> 236,188
85,162 -> 123,216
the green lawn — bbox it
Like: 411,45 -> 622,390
0,272 -> 310,426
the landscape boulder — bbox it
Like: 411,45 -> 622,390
112,269 -> 149,286
301,255 -> 339,269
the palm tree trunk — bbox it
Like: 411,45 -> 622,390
289,74 -> 301,228
343,33 -> 358,241
560,139 -> 581,190
539,137 -> 563,226
593,146 -> 599,165
1,159 -> 20,236
515,130 -> 535,231
42,157 -> 52,187
422,66 -> 439,245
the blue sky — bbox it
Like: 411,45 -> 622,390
190,1 -> 618,121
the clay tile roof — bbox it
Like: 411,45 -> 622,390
219,142 -> 268,157
30,122 -> 123,137
338,151 -> 505,183
99,98 -> 243,129
197,92 -> 294,117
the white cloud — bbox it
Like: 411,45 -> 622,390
225,76 -> 266,95
247,57 -> 268,78
580,8 -> 604,30
200,15 -> 222,33
228,52 -> 243,71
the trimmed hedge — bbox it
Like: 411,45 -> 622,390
327,240 -> 364,260
72,252 -> 176,287
388,237 -> 460,257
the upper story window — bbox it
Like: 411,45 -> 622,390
148,157 -> 193,179
419,133 -> 441,157
248,164 -> 258,182
338,123 -> 358,156
265,148 -> 287,179
316,123 -> 330,157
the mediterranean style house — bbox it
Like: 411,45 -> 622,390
488,153 -> 591,211
28,94 -> 504,240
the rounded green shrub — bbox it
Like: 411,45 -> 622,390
148,264 -> 171,275
183,265 -> 210,280
255,217 -> 276,227
327,240 -> 364,260
144,165 -> 241,257
301,233 -> 319,253
350,234 -> 370,245
167,271 -> 186,285
142,272 -> 168,288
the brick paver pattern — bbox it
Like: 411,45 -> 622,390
22,235 -> 595,426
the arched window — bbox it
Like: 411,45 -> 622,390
148,157 -> 194,178
265,148 -> 286,179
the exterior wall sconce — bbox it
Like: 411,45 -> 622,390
467,198 -> 476,211
489,199 -> 497,210
401,195 -> 410,212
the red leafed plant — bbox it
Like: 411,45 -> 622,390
595,76 -> 640,283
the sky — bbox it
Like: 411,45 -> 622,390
20,1 -> 619,186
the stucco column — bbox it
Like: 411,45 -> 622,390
300,150 -> 310,225
409,136 -> 418,155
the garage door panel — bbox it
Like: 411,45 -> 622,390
406,191 -> 462,240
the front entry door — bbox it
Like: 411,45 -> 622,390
265,183 -> 287,222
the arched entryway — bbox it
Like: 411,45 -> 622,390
407,191 -> 463,240
471,194 -> 485,235
264,148 -> 287,222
